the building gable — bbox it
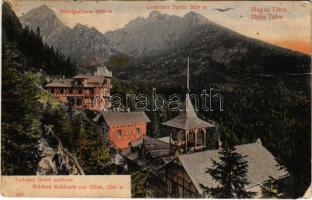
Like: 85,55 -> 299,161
178,142 -> 288,194
98,111 -> 151,127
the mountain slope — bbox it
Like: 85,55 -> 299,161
3,3 -> 76,76
104,11 -> 212,57
111,22 -> 310,85
20,7 -> 221,63
20,5 -> 114,67
19,5 -> 70,44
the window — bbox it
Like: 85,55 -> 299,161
103,79 -> 108,88
76,98 -> 82,106
135,128 -> 140,134
171,182 -> 178,198
117,129 -> 122,136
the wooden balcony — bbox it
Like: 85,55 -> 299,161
51,93 -> 95,97
170,139 -> 205,153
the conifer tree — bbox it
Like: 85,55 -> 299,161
78,119 -> 111,174
131,170 -> 147,197
261,176 -> 280,198
2,45 -> 43,175
201,145 -> 256,198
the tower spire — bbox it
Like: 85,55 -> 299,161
186,57 -> 190,110
187,57 -> 190,93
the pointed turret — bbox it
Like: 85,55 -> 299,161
163,57 -> 214,130
162,58 -> 215,153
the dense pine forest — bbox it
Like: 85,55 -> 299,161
2,2 -> 76,77
2,1 -> 77,175
111,75 -> 311,197
1,1 -> 311,198
2,1 -> 132,179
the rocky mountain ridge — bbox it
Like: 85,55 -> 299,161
19,4 -> 310,79
20,5 -> 114,67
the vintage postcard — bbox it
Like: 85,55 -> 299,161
1,0 -> 311,198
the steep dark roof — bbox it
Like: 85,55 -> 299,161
45,79 -> 73,87
72,75 -> 107,87
85,75 -> 106,83
73,75 -> 87,79
143,136 -> 171,158
97,111 -> 150,126
178,141 -> 288,194
45,75 -> 109,88
120,136 -> 174,171
162,94 -> 214,130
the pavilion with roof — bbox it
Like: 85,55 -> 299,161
162,58 -> 215,153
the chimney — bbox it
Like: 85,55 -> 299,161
256,138 -> 262,145
217,130 -> 222,149
218,140 -> 223,150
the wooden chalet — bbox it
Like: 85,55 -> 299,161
45,67 -> 112,110
121,137 -> 289,197
165,139 -> 289,198
94,111 -> 151,150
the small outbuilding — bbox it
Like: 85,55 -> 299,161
94,111 -> 150,150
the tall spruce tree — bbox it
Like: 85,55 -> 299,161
200,145 -> 256,198
77,118 -> 111,174
2,45 -> 43,174
260,176 -> 280,198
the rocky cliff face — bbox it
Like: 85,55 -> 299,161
104,11 -> 212,57
20,5 -> 114,67
20,7 -> 219,64
20,5 -> 70,44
